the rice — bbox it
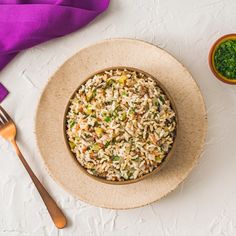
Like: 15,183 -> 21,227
66,68 -> 176,182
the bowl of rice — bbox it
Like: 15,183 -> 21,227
64,67 -> 177,184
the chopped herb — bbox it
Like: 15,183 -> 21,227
130,167 -> 136,173
106,78 -> 114,87
129,108 -> 136,114
105,141 -> 110,148
159,96 -> 165,104
84,133 -> 91,138
69,120 -> 75,128
112,156 -> 120,161
214,39 -> 236,79
90,168 -> 97,175
92,90 -> 97,97
111,137 -> 116,144
104,116 -> 111,122
122,91 -> 127,96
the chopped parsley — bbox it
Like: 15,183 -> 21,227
104,116 -> 111,122
214,39 -> 236,79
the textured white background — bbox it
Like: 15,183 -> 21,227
0,0 -> 236,235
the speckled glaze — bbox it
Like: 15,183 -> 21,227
35,38 -> 207,209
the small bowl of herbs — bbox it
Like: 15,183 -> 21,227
209,34 -> 236,84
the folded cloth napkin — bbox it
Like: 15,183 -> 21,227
0,0 -> 110,101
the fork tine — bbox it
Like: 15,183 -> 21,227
0,118 -> 3,126
0,111 -> 7,123
0,106 -> 12,122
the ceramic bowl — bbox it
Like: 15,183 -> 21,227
63,67 -> 178,185
209,34 -> 236,84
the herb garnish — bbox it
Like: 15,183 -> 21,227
214,39 -> 236,79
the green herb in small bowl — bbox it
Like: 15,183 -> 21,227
209,34 -> 236,84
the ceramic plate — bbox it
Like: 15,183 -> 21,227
35,39 -> 207,209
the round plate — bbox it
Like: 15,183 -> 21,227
35,39 -> 207,209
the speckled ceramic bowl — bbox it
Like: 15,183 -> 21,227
63,67 -> 178,185
209,34 -> 236,84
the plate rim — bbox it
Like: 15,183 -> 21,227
34,38 -> 208,209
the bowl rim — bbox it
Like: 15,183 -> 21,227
63,66 -> 178,185
209,33 -> 236,84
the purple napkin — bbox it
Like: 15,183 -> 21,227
0,0 -> 110,101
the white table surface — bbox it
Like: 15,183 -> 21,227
0,0 -> 236,235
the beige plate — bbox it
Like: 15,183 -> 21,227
35,38 -> 207,209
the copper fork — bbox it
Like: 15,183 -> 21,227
0,106 -> 67,229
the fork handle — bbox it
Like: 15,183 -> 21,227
11,139 -> 67,229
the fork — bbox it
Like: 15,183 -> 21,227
0,106 -> 67,229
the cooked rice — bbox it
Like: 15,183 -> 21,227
66,68 -> 176,181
